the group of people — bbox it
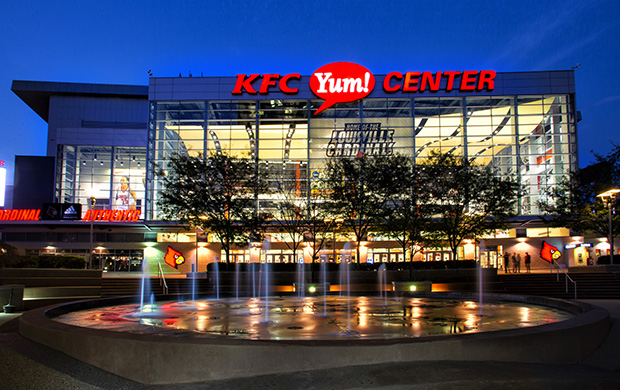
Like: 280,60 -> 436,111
503,251 -> 531,273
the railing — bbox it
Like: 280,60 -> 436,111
553,260 -> 577,299
158,263 -> 169,295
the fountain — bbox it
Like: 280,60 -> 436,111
17,257 -> 611,385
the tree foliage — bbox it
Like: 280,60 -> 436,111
156,153 -> 264,263
377,155 -> 436,262
540,144 -> 620,238
320,155 -> 397,263
422,151 -> 520,259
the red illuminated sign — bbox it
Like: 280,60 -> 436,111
310,62 -> 375,115
0,209 -> 41,221
232,63 -> 496,115
383,70 -> 496,92
540,241 -> 561,263
83,209 -> 141,222
232,73 -> 301,94
164,246 -> 185,269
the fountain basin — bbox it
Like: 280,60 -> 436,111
18,293 -> 609,385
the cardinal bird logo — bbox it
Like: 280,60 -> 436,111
540,241 -> 561,263
164,246 -> 185,268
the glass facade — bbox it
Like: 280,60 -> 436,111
147,94 -> 577,219
57,145 -> 147,215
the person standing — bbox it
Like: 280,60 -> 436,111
512,253 -> 517,273
516,253 -> 522,273
503,252 -> 510,273
524,252 -> 531,273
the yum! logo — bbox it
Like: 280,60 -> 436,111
310,62 -> 375,114
232,62 -> 495,116
231,62 -> 374,116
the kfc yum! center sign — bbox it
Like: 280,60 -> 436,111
232,62 -> 496,115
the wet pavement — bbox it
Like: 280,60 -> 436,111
1,299 -> 620,389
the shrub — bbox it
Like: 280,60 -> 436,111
206,259 -> 478,272
0,254 -> 85,269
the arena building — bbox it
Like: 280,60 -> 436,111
5,63 -> 603,273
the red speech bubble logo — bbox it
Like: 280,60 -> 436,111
310,62 -> 375,115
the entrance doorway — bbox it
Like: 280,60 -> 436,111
481,249 -> 500,268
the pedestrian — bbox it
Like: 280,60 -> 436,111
524,252 -> 531,273
512,253 -> 517,273
516,254 -> 521,273
503,252 -> 510,273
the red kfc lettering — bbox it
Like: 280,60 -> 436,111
232,74 -> 261,94
259,74 -> 280,94
279,73 -> 301,94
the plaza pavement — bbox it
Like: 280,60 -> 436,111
2,299 -> 620,389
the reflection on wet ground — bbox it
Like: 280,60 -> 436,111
54,296 -> 574,340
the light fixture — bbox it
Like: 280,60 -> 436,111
93,154 -> 97,161
597,189 -> 620,264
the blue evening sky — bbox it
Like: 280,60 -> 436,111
1,0 -> 618,184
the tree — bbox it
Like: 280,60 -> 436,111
380,157 -> 436,264
320,155 -> 398,264
540,159 -> 620,239
156,153 -> 264,264
422,151 -> 520,260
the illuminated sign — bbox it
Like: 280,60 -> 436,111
0,209 -> 41,221
0,165 -> 5,208
310,62 -> 375,114
82,209 -> 141,222
164,246 -> 185,269
232,73 -> 301,94
232,62 -> 496,115
383,70 -> 496,92
41,203 -> 82,220
327,123 -> 394,157
565,243 -> 593,249
540,241 -> 561,263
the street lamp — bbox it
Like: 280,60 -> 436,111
89,195 -> 96,269
597,189 -> 620,265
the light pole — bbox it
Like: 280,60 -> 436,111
89,195 -> 96,269
597,189 -> 620,265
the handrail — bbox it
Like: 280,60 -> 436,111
158,263 -> 169,295
553,260 -> 577,299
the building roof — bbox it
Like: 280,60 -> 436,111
11,80 -> 148,122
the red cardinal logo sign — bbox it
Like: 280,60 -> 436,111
540,241 -> 561,263
164,246 -> 185,269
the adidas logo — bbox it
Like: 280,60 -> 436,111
63,205 -> 78,217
